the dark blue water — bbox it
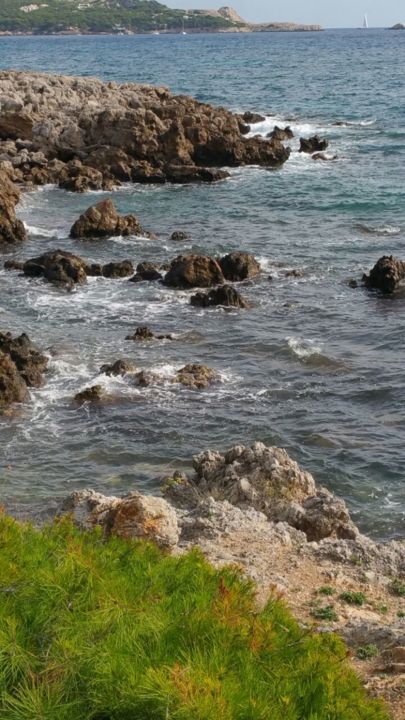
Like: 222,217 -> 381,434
0,30 -> 404,537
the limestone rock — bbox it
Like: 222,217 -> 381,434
363,255 -> 405,293
176,363 -> 217,389
219,251 -> 261,281
164,254 -> 224,288
23,249 -> 87,288
0,167 -> 27,247
190,285 -> 248,308
102,260 -> 134,278
0,331 -> 48,387
70,199 -> 144,239
74,385 -> 105,404
129,261 -> 162,282
100,359 -> 137,376
0,351 -> 28,409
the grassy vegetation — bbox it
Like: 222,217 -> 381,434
0,514 -> 388,720
0,0 -> 234,34
340,591 -> 367,607
356,645 -> 379,661
389,577 -> 405,597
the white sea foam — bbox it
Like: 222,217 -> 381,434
286,337 -> 323,359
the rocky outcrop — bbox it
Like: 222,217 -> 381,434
0,331 -> 47,411
241,111 -> 265,124
176,364 -> 217,389
102,260 -> 134,278
60,489 -> 179,549
363,255 -> 405,293
219,252 -> 261,281
267,126 -> 294,141
129,261 -> 163,282
299,135 -> 329,153
0,71 -> 290,191
170,230 -> 189,241
74,385 -> 105,404
190,285 -> 248,308
70,199 -> 144,239
164,254 -> 224,288
23,249 -> 88,288
0,167 -> 27,247
165,442 -> 358,541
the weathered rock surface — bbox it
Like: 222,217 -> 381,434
0,167 -> 27,247
363,255 -> 405,293
241,111 -> 266,124
60,489 -> 179,549
23,249 -> 87,288
0,331 -> 47,410
165,442 -> 358,541
190,284 -> 248,308
219,251 -> 261,281
129,261 -> 163,282
164,254 -> 224,288
70,199 -> 144,239
74,385 -> 105,404
102,260 -> 134,278
299,135 -> 329,153
170,230 -> 189,241
267,125 -> 294,141
176,363 -> 217,389
0,71 -> 290,190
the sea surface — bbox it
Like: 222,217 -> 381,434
0,29 -> 404,537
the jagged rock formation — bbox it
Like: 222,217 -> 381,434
363,255 -> 405,293
0,71 -> 290,193
190,284 -> 248,308
0,331 -> 48,410
0,167 -> 27,247
70,199 -> 145,238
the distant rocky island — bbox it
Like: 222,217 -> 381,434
0,1 -> 322,35
390,23 -> 405,30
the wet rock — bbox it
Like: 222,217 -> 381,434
70,199 -> 144,239
74,385 -> 105,404
134,370 -> 158,387
0,351 -> 28,409
285,269 -> 304,278
242,111 -> 266,124
348,278 -> 358,289
59,163 -> 115,193
84,262 -> 103,277
0,331 -> 48,387
0,168 -> 27,247
164,254 -> 224,289
102,260 -> 134,279
312,152 -> 338,161
60,488 -> 179,549
170,230 -> 189,241
23,249 -> 87,288
100,359 -> 137,376
190,285 -> 248,308
126,326 -> 172,341
4,259 -> 24,270
299,135 -> 329,153
164,165 -> 230,184
164,442 -> 358,541
219,252 -> 261,281
267,125 -> 294,141
129,261 -> 162,282
363,255 -> 405,293
175,363 -> 217,390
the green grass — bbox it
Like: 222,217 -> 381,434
316,586 -> 335,596
310,604 -> 339,622
356,645 -> 379,661
389,578 -> 405,597
0,515 -> 388,720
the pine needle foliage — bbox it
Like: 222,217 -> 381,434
0,515 -> 388,720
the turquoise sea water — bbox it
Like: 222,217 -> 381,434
0,30 -> 404,537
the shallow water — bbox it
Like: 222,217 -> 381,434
0,30 -> 404,537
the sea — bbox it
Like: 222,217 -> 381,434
0,29 -> 404,538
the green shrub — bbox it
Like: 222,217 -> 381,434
316,585 -> 335,596
389,578 -> 405,597
357,645 -> 379,660
311,604 -> 339,622
0,515 -> 387,720
340,591 -> 367,606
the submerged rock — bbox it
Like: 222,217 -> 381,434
60,489 -> 179,549
164,254 -> 224,289
190,285 -> 248,308
363,255 -> 405,293
219,252 -> 261,282
299,135 -> 329,153
170,230 -> 189,241
175,363 -> 217,390
126,326 -> 172,341
70,199 -> 144,239
100,359 -> 137,376
74,385 -> 105,405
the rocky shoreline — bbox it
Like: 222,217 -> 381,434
6,441 -> 403,717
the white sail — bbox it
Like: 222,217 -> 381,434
363,14 -> 368,28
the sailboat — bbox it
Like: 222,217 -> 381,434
363,14 -> 368,28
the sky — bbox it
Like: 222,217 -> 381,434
164,0 -> 404,27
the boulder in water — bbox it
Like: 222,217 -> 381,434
0,351 -> 28,409
74,385 -> 105,405
267,125 -> 294,141
241,111 -> 266,124
170,230 -> 189,241
0,168 -> 27,247
219,252 -> 261,281
176,363 -> 217,390
363,255 -> 405,293
100,359 -> 137,376
299,135 -> 329,153
102,260 -> 134,279
164,254 -> 224,289
129,261 -> 163,282
70,199 -> 144,239
23,249 -> 87,288
126,326 -> 172,341
190,285 -> 248,308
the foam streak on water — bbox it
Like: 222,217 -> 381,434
0,29 -> 404,538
